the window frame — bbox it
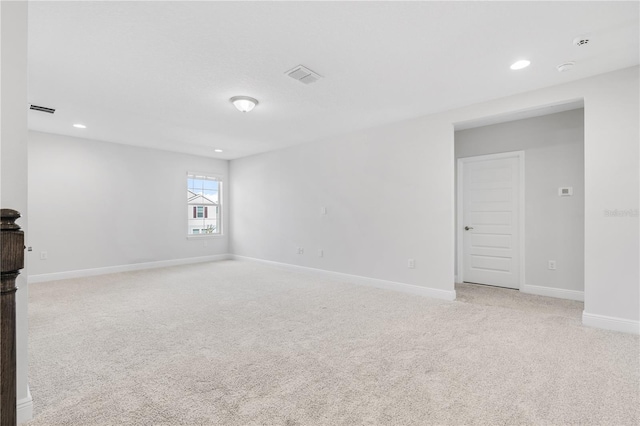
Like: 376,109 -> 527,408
186,171 -> 224,239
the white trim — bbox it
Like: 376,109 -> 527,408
582,311 -> 640,335
456,151 -> 525,289
28,254 -> 232,283
453,99 -> 584,131
454,275 -> 459,283
186,234 -> 225,240
17,387 -> 33,424
233,255 -> 457,301
521,284 -> 584,302
187,170 -> 224,181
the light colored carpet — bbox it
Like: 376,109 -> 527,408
26,260 -> 639,425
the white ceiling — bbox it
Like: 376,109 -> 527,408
28,1 -> 639,160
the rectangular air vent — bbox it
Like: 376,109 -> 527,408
285,65 -> 322,85
30,105 -> 55,114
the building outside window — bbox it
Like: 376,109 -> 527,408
187,173 -> 222,235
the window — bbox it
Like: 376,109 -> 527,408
187,173 -> 222,236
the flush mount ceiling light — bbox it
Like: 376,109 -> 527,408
510,60 -> 531,70
230,96 -> 258,113
214,149 -> 223,153
73,123 -> 86,129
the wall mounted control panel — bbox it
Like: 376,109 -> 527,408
558,187 -> 573,196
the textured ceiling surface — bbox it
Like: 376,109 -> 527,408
28,1 -> 639,159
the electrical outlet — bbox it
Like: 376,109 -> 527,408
321,207 -> 327,215
297,247 -> 304,255
318,249 -> 323,257
548,260 -> 556,270
40,251 -> 48,260
408,258 -> 415,269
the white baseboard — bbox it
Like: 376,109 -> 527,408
17,387 -> 33,424
232,255 -> 456,301
28,254 -> 232,283
582,311 -> 640,335
520,284 -> 584,301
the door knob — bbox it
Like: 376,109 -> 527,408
464,226 -> 474,231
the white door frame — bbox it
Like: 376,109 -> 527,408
456,151 -> 525,288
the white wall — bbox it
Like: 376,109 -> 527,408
28,132 -> 229,278
456,109 -> 585,296
230,116 -> 454,293
1,1 -> 32,421
231,66 -> 639,332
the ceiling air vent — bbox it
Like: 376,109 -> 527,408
285,65 -> 322,85
30,105 -> 55,114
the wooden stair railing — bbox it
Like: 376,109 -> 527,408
0,209 -> 24,426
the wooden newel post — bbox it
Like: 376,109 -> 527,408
0,209 -> 24,426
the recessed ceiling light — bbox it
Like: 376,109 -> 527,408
230,96 -> 258,113
73,123 -> 86,129
510,60 -> 531,70
214,149 -> 223,153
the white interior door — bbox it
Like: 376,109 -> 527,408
461,154 -> 521,289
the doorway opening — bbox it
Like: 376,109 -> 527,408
453,101 -> 585,302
